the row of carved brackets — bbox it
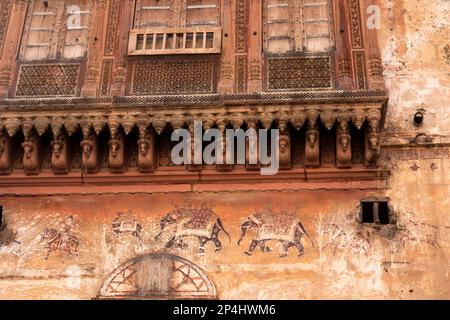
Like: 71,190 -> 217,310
0,106 -> 382,138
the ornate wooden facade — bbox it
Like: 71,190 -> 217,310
0,0 -> 388,189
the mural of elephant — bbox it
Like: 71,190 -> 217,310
238,212 -> 314,258
156,206 -> 230,253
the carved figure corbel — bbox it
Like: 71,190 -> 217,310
279,134 -> 291,170
22,132 -> 41,175
0,132 -> 14,175
51,132 -> 70,174
276,113 -> 291,170
365,109 -> 381,166
305,110 -> 320,167
108,130 -> 126,173
186,115 -> 203,172
245,112 -> 260,170
336,124 -> 352,168
81,132 -> 99,174
137,128 -> 155,173
365,129 -> 380,166
216,115 -> 232,172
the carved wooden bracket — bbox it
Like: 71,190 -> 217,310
0,132 -> 13,175
51,132 -> 71,175
279,133 -> 291,170
305,109 -> 320,167
137,128 -> 156,173
108,130 -> 126,173
22,132 -> 41,175
81,132 -> 99,174
0,103 -> 384,175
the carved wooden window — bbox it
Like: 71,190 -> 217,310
20,0 -> 92,61
263,0 -> 334,53
134,0 -> 173,28
130,0 -> 222,55
186,0 -> 221,27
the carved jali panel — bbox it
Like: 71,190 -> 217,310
266,56 -> 333,90
131,57 -> 218,95
15,64 -> 81,97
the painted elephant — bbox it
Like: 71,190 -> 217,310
156,206 -> 230,253
238,212 -> 314,258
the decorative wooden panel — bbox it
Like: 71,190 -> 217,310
302,0 -> 334,52
15,64 -> 81,97
100,59 -> 113,96
348,0 -> 363,48
20,0 -> 92,61
0,0 -> 13,56
354,51 -> 367,90
62,1 -> 92,59
21,0 -> 58,60
235,55 -> 247,93
134,0 -> 173,28
235,0 -> 247,53
263,0 -> 292,53
131,57 -> 218,95
186,0 -> 221,27
134,0 -> 220,29
263,0 -> 334,53
266,55 -> 333,90
105,0 -> 120,55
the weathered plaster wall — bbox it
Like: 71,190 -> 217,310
0,187 -> 448,299
377,0 -> 450,300
379,0 -> 450,142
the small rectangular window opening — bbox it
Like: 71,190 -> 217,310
0,206 -> 3,230
378,201 -> 390,225
361,200 -> 391,225
361,202 -> 374,223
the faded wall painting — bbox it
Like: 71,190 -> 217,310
0,189 -> 449,300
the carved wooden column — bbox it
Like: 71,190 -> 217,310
80,120 -> 99,174
336,112 -> 352,168
0,131 -> 14,175
278,112 -> 291,170
22,118 -> 41,175
334,0 -> 354,90
244,112 -> 259,170
234,0 -> 248,93
110,0 -> 134,96
108,116 -> 126,173
51,117 -> 71,175
81,0 -> 109,97
218,0 -> 235,94
216,114 -> 232,171
0,0 -> 28,98
247,0 -> 262,93
305,109 -> 320,167
229,112 -> 245,168
137,115 -> 156,173
361,0 -> 385,90
187,115 -> 203,172
365,108 -> 381,166
347,0 -> 367,90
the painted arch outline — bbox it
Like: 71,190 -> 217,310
98,253 -> 217,299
